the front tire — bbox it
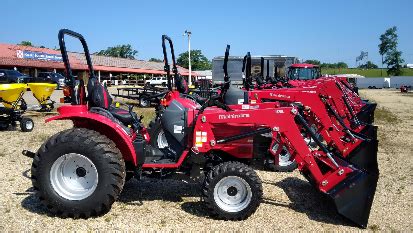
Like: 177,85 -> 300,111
31,128 -> 125,218
203,161 -> 263,220
20,118 -> 34,132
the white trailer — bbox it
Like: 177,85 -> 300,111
388,76 -> 413,88
355,77 -> 390,89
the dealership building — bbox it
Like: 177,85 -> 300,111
0,43 -> 196,85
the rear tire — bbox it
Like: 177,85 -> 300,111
147,119 -> 167,149
20,118 -> 34,132
203,161 -> 262,220
31,128 -> 125,218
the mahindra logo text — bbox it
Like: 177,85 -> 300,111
218,113 -> 250,120
269,93 -> 291,99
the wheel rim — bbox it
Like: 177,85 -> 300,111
278,149 -> 293,166
141,99 -> 149,107
270,143 -> 294,166
25,120 -> 33,130
50,153 -> 98,200
157,129 -> 168,149
213,176 -> 252,212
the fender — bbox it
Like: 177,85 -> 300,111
46,105 -> 138,165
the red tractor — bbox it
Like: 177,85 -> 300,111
235,52 -> 378,175
25,29 -> 378,228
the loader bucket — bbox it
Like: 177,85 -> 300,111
356,101 -> 376,124
28,83 -> 57,105
0,83 -> 27,108
327,168 -> 378,228
327,126 -> 379,228
348,125 -> 379,174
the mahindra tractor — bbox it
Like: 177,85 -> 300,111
243,55 -> 376,125
24,29 -> 379,228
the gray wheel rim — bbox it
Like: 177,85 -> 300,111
270,144 -> 294,166
278,149 -> 293,166
157,129 -> 168,149
213,176 -> 252,212
141,99 -> 149,107
25,120 -> 33,130
50,153 -> 98,200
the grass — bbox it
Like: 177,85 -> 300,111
134,108 -> 155,127
368,224 -> 380,231
374,107 -> 401,124
322,68 -> 413,77
104,216 -> 112,222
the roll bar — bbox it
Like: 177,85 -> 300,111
162,35 -> 178,91
242,52 -> 252,90
58,29 -> 95,86
58,29 -> 94,105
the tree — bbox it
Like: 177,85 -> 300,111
379,26 -> 404,76
336,62 -> 348,69
358,61 -> 378,69
304,59 -> 321,65
385,50 -> 404,76
320,62 -> 348,69
19,41 -> 33,46
177,50 -> 212,70
96,44 -> 138,59
148,58 -> 162,62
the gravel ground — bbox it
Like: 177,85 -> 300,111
0,89 -> 412,231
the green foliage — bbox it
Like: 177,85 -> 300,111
18,41 -> 33,46
97,44 -> 138,59
379,26 -> 404,76
304,59 -> 321,65
358,61 -> 379,69
320,62 -> 348,69
177,50 -> 212,70
148,58 -> 162,62
385,50 -> 404,76
336,62 -> 348,69
321,68 -> 413,77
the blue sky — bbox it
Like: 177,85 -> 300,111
1,0 -> 412,67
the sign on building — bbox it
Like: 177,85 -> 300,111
16,50 -> 63,62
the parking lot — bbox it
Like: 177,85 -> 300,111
0,89 -> 412,231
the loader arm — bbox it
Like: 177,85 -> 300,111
247,89 -> 365,157
193,103 -> 378,228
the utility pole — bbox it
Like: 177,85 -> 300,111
381,55 -> 383,77
184,30 -> 192,86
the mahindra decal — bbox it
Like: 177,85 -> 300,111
218,113 -> 250,120
269,93 -> 291,99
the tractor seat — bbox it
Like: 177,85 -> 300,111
109,107 -> 137,126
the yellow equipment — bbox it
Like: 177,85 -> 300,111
0,83 -> 34,132
0,83 -> 27,108
28,83 -> 57,112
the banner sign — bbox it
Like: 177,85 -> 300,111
16,50 -> 63,62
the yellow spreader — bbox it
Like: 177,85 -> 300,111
0,83 -> 34,132
28,83 -> 57,112
0,83 -> 27,108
